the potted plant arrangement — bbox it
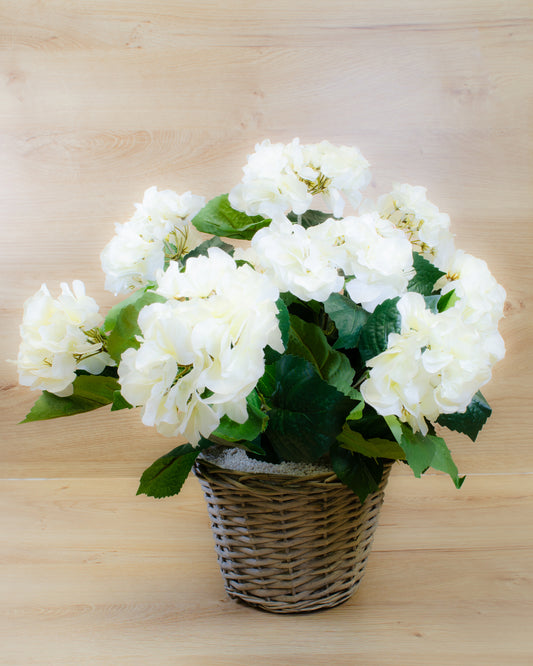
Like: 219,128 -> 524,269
15,139 -> 506,613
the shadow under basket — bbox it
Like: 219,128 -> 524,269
193,457 -> 393,614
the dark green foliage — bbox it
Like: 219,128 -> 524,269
386,416 -> 465,488
287,209 -> 332,228
358,297 -> 402,364
324,293 -> 369,350
408,253 -> 446,295
137,439 -> 213,499
330,445 -> 385,502
437,392 -> 492,441
262,355 -> 356,463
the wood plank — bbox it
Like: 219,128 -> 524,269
1,3 -> 532,663
0,474 -> 531,664
3,41 -> 532,151
1,0 -> 532,50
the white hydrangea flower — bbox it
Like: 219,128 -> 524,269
101,222 -> 165,295
438,250 -> 506,327
228,138 -> 371,220
299,140 -> 371,216
310,213 -> 414,312
369,183 -> 455,270
156,245 -> 236,300
101,187 -> 205,295
131,186 -> 205,241
360,292 -> 502,434
118,248 -> 283,446
229,140 -> 311,219
16,281 -> 111,396
248,218 -> 344,302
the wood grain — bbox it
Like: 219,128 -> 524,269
1,0 -> 531,474
0,3 -> 532,662
0,472 -> 532,665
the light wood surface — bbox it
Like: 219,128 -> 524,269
1,2 -> 532,663
1,470 -> 532,665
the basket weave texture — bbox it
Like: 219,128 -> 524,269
193,456 -> 392,613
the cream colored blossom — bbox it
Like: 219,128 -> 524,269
229,140 -> 311,218
16,281 -> 111,396
361,292 -> 502,434
438,250 -> 506,327
434,250 -> 506,365
299,140 -> 371,216
101,222 -> 164,295
101,187 -> 205,294
228,138 -> 371,219
310,213 -> 414,312
248,218 -> 343,302
368,183 -> 455,270
119,248 -> 282,446
131,186 -> 205,241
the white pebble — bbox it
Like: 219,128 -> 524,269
201,447 -> 331,476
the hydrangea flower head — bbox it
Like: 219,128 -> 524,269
16,281 -> 111,396
101,187 -> 205,295
229,138 -> 371,220
118,248 -> 283,445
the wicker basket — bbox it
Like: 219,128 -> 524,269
193,455 -> 393,613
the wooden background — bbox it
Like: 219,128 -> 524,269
1,2 -> 532,663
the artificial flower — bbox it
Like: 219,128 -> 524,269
16,280 -> 111,396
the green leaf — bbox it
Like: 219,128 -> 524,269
265,355 -> 356,463
21,374 -> 120,423
103,288 -> 164,333
358,297 -> 402,364
330,445 -> 384,503
347,396 -> 365,421
384,413 -> 404,444
344,387 -> 364,420
257,363 -> 276,400
191,194 -> 271,240
276,298 -> 291,348
424,294 -> 441,313
229,436 -> 266,457
437,391 -> 492,442
324,292 -> 370,350
104,288 -> 165,365
287,209 -> 331,228
385,415 -> 464,488
408,253 -> 445,295
181,236 -> 235,262
211,391 -> 267,442
337,424 -> 406,460
437,289 -> 458,313
163,240 -> 178,269
279,291 -> 299,309
286,314 -> 355,394
70,374 -> 119,402
137,439 -> 213,499
355,404 -> 396,441
110,390 -> 133,412
430,440 -> 466,488
105,304 -> 142,364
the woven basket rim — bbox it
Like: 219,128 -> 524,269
195,449 -> 394,488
